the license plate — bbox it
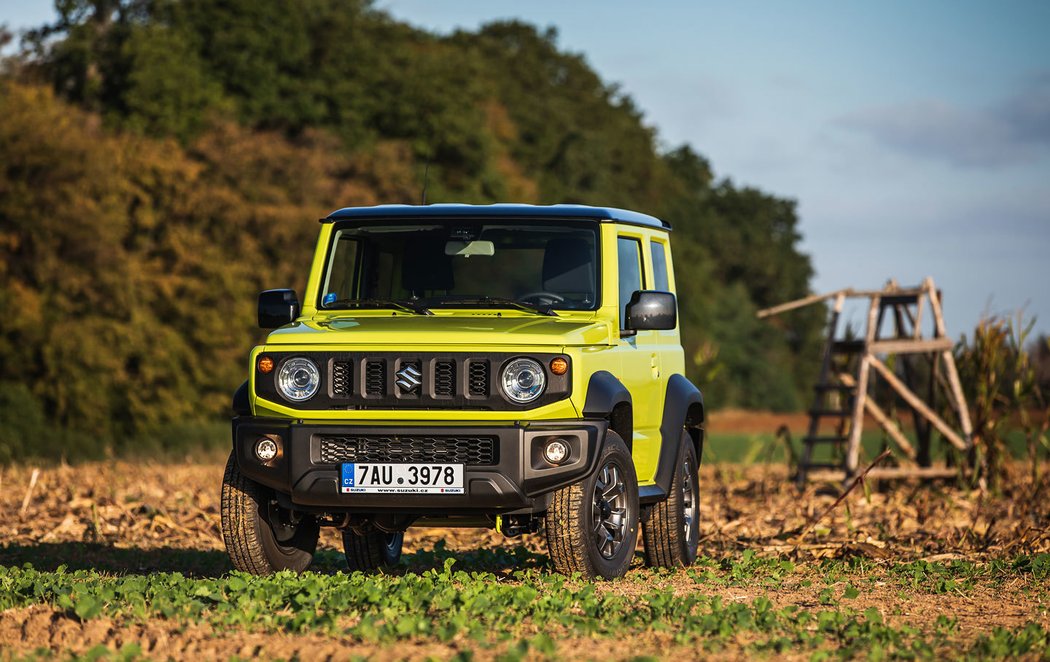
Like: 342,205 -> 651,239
341,463 -> 464,494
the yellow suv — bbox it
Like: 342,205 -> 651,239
222,204 -> 704,579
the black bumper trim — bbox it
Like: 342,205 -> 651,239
232,417 -> 607,514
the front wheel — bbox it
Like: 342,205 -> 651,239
220,452 -> 320,575
642,432 -> 700,567
545,431 -> 639,579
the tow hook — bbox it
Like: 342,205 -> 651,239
495,514 -> 540,538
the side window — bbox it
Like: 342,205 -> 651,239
650,241 -> 670,292
617,237 -> 644,328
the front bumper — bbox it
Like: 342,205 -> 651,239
232,417 -> 608,515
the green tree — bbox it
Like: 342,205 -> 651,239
0,2 -> 828,461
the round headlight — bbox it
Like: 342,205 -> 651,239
277,357 -> 320,401
501,358 -> 546,403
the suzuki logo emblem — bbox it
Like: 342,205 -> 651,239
395,363 -> 423,392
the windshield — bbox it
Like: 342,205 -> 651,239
319,221 -> 599,312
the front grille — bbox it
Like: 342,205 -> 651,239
318,435 -> 498,465
365,360 -> 386,396
332,361 -> 351,397
433,360 -> 455,397
468,360 -> 489,396
256,352 -> 569,410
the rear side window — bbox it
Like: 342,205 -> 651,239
650,241 -> 670,292
617,237 -> 644,327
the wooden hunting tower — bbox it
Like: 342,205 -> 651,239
758,277 -> 973,486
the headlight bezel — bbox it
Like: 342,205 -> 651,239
276,356 -> 321,402
500,357 -> 548,404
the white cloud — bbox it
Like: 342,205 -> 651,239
835,73 -> 1050,168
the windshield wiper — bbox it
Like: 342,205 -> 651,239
326,298 -> 433,316
434,296 -> 558,317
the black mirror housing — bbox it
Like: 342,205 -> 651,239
258,289 -> 300,329
625,290 -> 677,331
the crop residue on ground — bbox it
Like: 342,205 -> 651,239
1,460 -> 1048,659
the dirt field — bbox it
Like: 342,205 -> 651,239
1,458 -> 1048,660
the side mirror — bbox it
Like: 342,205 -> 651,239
624,290 -> 677,332
258,289 -> 300,329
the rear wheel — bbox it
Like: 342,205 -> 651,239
342,529 -> 404,572
642,433 -> 700,567
545,431 -> 639,579
220,452 -> 320,574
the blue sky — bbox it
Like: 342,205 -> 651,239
3,1 -> 1048,339
376,0 -> 1050,339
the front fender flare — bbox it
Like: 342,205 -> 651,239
232,380 -> 251,417
581,370 -> 632,418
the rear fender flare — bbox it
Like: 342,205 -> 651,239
650,374 -> 704,499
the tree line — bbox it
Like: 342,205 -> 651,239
0,0 -> 824,461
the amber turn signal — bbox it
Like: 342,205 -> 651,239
549,357 -> 568,375
258,356 -> 274,374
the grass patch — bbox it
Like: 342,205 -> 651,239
2,550 -> 1049,658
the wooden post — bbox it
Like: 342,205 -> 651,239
926,277 -> 973,444
845,295 -> 881,477
913,294 -> 925,340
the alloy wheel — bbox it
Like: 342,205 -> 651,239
591,461 -> 628,559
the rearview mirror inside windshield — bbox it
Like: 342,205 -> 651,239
445,240 -> 495,257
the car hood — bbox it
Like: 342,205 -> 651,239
264,314 -> 615,347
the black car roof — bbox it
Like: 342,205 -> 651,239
323,203 -> 669,230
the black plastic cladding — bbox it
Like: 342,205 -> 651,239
255,352 -> 571,410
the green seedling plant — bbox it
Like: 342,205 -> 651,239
2,550 -> 1049,660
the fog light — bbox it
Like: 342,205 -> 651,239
543,438 -> 570,465
255,437 -> 279,462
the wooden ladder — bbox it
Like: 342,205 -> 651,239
796,292 -> 855,486
790,279 -> 974,486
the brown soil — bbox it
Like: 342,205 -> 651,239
708,408 -> 814,434
0,604 -> 795,661
1,459 -> 1048,659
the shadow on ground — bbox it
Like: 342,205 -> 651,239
0,542 -> 231,577
0,540 -> 553,578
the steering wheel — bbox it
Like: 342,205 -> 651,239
518,291 -> 565,305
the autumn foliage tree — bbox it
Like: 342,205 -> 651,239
0,1 -> 823,460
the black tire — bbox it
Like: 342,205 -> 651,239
342,529 -> 404,572
545,431 -> 639,580
642,432 -> 700,568
220,452 -> 319,575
